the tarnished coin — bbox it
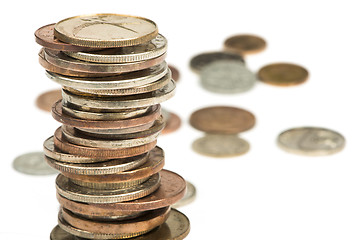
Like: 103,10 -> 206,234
13,152 -> 58,175
161,110 -> 181,135
54,14 -> 158,48
258,63 -> 309,86
190,51 -> 244,73
172,181 -> 196,208
277,127 -> 345,156
35,89 -> 62,112
224,34 -> 266,55
169,65 -> 180,82
190,106 -> 255,134
200,60 -> 256,94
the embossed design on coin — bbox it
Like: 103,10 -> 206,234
192,134 -> 250,157
36,89 -> 62,112
258,63 -> 309,86
224,34 -> 266,55
277,127 -> 345,156
13,152 -> 58,175
190,51 -> 244,73
200,60 -> 256,94
172,181 -> 196,208
190,106 -> 255,134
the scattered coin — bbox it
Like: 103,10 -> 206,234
277,127 -> 345,156
190,51 -> 244,73
172,181 -> 196,208
169,65 -> 180,82
190,106 -> 255,134
192,134 -> 250,157
35,89 -> 62,112
224,34 -> 266,55
258,63 -> 309,86
161,109 -> 181,135
13,151 -> 58,175
200,60 -> 256,94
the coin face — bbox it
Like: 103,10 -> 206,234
190,106 -> 255,134
172,181 -> 196,208
224,34 -> 266,55
277,127 -> 345,156
258,63 -> 309,86
200,60 -> 256,94
192,134 -> 250,157
190,51 -> 244,73
13,152 -> 58,175
35,89 -> 62,112
54,14 -> 158,47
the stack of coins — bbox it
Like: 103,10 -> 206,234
35,14 -> 189,240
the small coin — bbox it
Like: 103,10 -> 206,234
35,89 -> 62,112
190,51 -> 244,73
192,134 -> 250,157
162,111 -> 181,135
13,152 -> 58,175
258,63 -> 309,86
190,106 -> 255,134
277,127 -> 345,156
172,181 -> 196,208
200,60 -> 256,94
224,34 -> 266,55
169,65 -> 180,82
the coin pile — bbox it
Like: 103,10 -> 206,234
35,13 -> 189,239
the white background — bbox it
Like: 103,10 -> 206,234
1,0 -> 360,239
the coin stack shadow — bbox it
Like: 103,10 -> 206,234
36,15 -> 189,239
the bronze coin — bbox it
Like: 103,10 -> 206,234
162,112 -> 181,135
52,100 -> 161,129
258,63 -> 309,86
224,34 -> 266,55
35,24 -> 98,52
168,65 -> 180,82
35,89 -> 62,112
190,106 -> 255,134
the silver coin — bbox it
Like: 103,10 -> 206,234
200,60 -> 256,94
192,134 -> 250,157
13,151 -> 58,175
277,127 -> 345,156
172,181 -> 196,208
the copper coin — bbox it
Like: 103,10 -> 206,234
169,65 -> 180,82
258,63 -> 309,86
224,34 -> 266,55
190,106 -> 255,134
52,100 -> 161,129
35,89 -> 62,112
162,112 -> 181,135
35,24 -> 98,52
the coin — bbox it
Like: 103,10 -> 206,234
192,134 -> 250,157
258,63 -> 309,86
54,14 -> 158,48
277,127 -> 345,156
35,89 -> 62,112
13,151 -> 58,175
190,51 -> 244,73
200,60 -> 256,94
162,111 -> 181,135
224,34 -> 266,55
190,106 -> 255,134
172,181 -> 196,208
169,65 -> 180,82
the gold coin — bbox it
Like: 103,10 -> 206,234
224,34 -> 266,55
54,14 -> 158,48
258,63 -> 309,86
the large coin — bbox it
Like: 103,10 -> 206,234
190,106 -> 255,134
172,181 -> 196,208
224,34 -> 266,55
13,152 -> 58,175
200,60 -> 256,94
35,89 -> 62,112
277,127 -> 345,156
190,51 -> 244,73
258,63 -> 309,86
192,134 -> 250,157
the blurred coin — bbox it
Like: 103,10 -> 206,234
192,134 -> 250,157
258,63 -> 309,86
200,60 -> 256,94
161,109 -> 181,135
224,34 -> 266,55
190,51 -> 244,73
172,181 -> 196,208
36,89 -> 62,112
13,152 -> 58,175
277,127 -> 345,156
169,65 -> 180,82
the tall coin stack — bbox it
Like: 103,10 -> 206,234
35,14 -> 190,240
